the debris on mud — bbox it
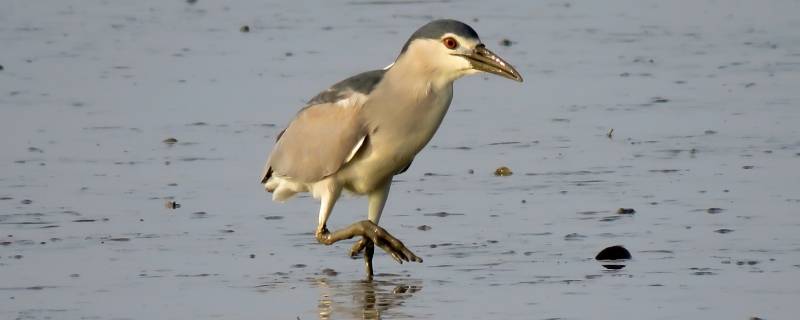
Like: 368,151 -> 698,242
240,25 -> 250,33
321,268 -> 338,276
163,137 -> 178,145
417,225 -> 432,231
499,38 -> 514,47
164,200 -> 180,209
617,208 -> 636,214
494,166 -> 513,176
706,207 -> 724,214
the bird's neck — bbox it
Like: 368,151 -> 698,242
384,50 -> 458,97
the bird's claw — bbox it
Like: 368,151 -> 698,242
357,220 -> 423,264
350,238 -> 368,258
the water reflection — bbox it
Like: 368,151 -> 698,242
315,276 -> 422,320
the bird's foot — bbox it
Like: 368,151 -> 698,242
354,220 -> 422,264
316,220 -> 420,280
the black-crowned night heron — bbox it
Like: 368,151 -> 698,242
260,19 -> 522,278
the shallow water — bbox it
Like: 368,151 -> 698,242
2,0 -> 800,319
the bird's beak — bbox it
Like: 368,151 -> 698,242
457,44 -> 523,82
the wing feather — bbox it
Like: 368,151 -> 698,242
260,69 -> 386,185
261,103 -> 367,183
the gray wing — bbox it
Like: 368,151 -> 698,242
260,69 -> 386,184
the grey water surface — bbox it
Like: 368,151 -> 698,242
2,0 -> 800,319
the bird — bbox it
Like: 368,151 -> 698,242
260,19 -> 522,279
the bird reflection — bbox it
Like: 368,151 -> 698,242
315,276 -> 422,320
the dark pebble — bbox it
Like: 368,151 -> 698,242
163,137 -> 178,145
240,25 -> 250,33
250,254 -> 256,259
291,263 -> 306,268
706,207 -> 724,214
417,225 -> 432,231
186,0 -> 197,4
742,165 -> 754,169
499,38 -> 513,47
715,228 -> 734,234
595,245 -> 632,260
651,97 -> 669,103
263,215 -> 283,220
20,199 -> 33,205
617,208 -> 636,214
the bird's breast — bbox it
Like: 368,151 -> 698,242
368,84 -> 453,159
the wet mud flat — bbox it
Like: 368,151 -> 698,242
2,0 -> 800,319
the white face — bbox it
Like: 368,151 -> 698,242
401,33 -> 483,82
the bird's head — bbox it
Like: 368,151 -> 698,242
396,19 -> 523,83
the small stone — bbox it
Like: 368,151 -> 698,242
596,245 -> 632,260
617,208 -> 635,214
596,245 -> 631,270
249,254 -> 256,259
417,225 -> 432,231
0,64 -> 4,71
240,25 -> 250,33
706,207 -> 724,214
499,38 -> 513,47
164,200 -> 180,209
494,166 -> 512,176
715,228 -> 734,234
651,97 -> 669,103
163,137 -> 178,145
20,199 -> 33,205
742,165 -> 754,169
321,268 -> 338,276
468,169 -> 474,174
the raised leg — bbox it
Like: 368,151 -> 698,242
314,178 -> 421,280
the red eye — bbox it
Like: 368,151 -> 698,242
442,37 -> 458,49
